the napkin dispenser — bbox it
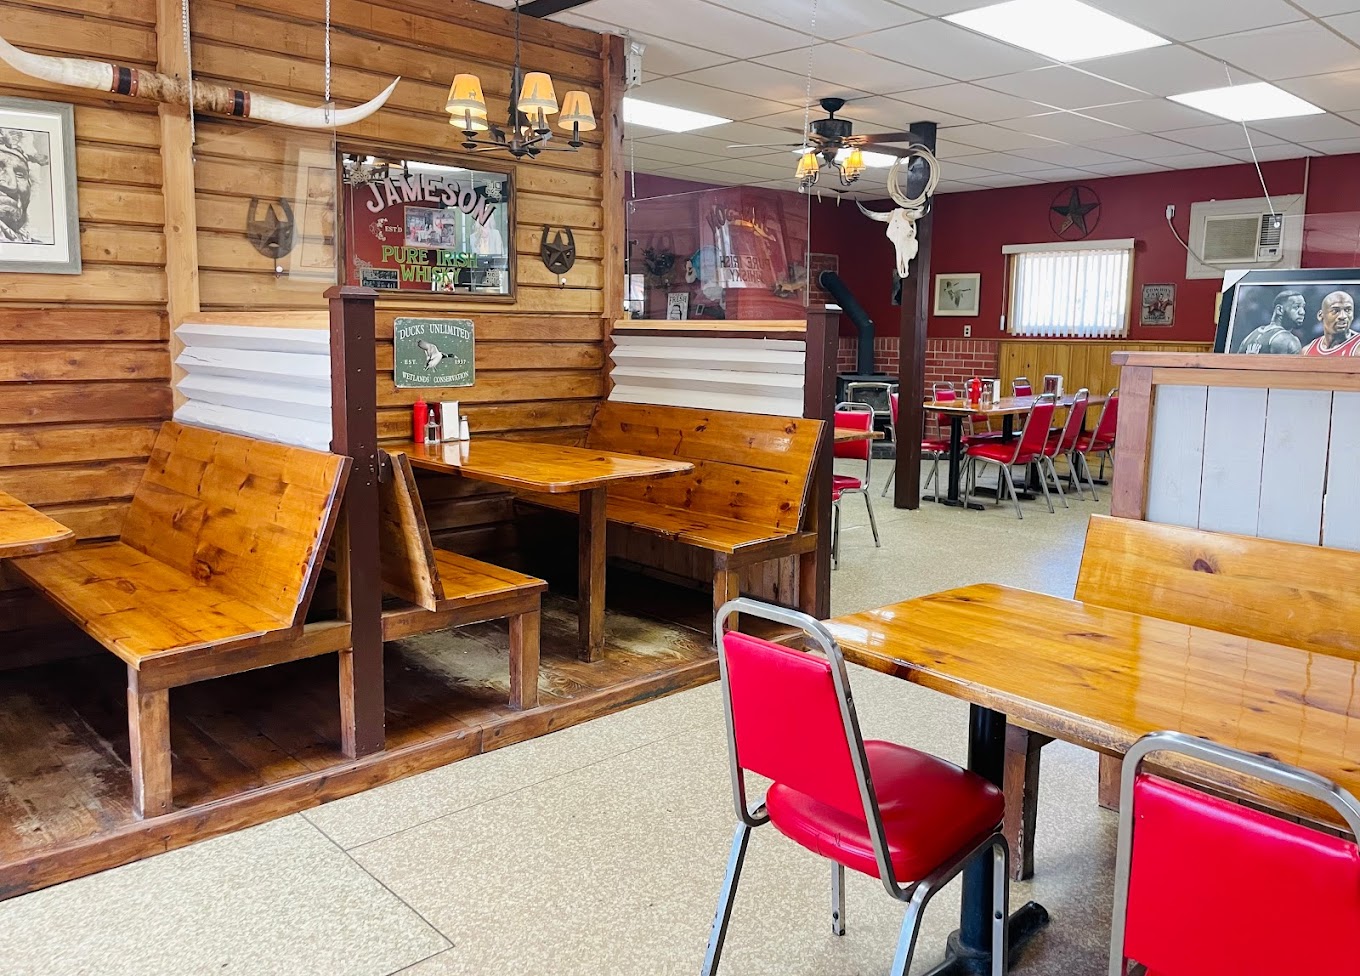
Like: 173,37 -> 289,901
1042,374 -> 1064,398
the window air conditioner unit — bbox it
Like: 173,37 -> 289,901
1186,195 -> 1303,280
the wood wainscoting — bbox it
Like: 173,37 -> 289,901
997,339 -> 1212,401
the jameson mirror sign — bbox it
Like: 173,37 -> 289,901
394,317 -> 475,389
340,153 -> 513,298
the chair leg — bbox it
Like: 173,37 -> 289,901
1035,460 -> 1054,514
863,491 -> 881,548
831,861 -> 846,936
702,823 -> 754,976
888,880 -> 933,976
508,608 -> 540,710
990,838 -> 1011,976
882,465 -> 895,497
1001,465 -> 1022,519
831,500 -> 841,569
128,669 -> 172,819
1045,456 -> 1069,509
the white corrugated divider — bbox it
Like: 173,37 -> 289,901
608,333 -> 806,416
174,322 -> 331,451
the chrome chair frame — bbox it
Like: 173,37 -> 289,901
1109,730 -> 1360,976
963,393 -> 1057,519
1071,387 -> 1117,502
704,599 -> 1009,976
832,401 -> 881,568
1041,387 -> 1088,509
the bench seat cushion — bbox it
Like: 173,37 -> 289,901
12,541 -> 294,668
431,549 -> 546,612
519,492 -> 797,555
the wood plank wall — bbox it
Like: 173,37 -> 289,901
0,0 -> 170,636
185,0 -> 616,553
997,339 -> 1211,402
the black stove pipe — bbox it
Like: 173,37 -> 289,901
818,271 -> 875,376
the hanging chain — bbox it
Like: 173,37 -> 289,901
324,0 -> 333,124
800,0 -> 819,150
180,0 -> 195,147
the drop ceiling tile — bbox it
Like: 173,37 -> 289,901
905,83 -> 1052,122
1081,98 -> 1221,131
958,152 -> 1074,173
566,0 -> 810,58
757,44 -> 952,95
1324,12 -> 1360,46
978,67 -> 1148,111
1011,144 -> 1131,167
970,173 -> 1043,187
629,78 -> 801,123
560,23 -> 734,77
1218,143 -> 1314,162
935,139 -> 991,158
933,161 -> 1008,181
652,165 -> 747,185
1277,71 -> 1360,114
1253,113 -> 1360,142
1158,124 -> 1285,152
1194,22 -> 1360,81
938,123 -> 1066,151
676,62 -> 848,106
1085,132 -> 1200,158
728,0 -> 924,40
900,0 -> 995,14
1081,159 -> 1172,176
1302,135 -> 1360,154
1024,167 -> 1104,183
701,156 -> 804,179
937,180 -> 988,193
996,111 -> 1131,142
624,143 -> 729,166
843,20 -> 1052,82
699,121 -> 805,149
631,131 -> 748,155
854,97 -> 974,129
1294,0 -> 1360,14
1071,45 -> 1241,98
1084,0 -> 1304,43
1158,151 -> 1239,169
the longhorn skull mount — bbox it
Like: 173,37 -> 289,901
856,153 -> 938,280
0,34 -> 398,129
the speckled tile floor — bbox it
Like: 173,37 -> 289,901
0,461 -> 1117,976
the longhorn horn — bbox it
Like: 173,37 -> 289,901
0,34 -> 398,130
855,199 -> 893,222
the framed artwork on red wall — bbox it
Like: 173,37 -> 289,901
1140,283 -> 1175,326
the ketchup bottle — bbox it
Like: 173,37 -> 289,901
968,376 -> 982,405
413,396 -> 429,444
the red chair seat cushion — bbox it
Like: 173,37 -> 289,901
921,439 -> 950,453
833,474 -> 863,492
766,740 -> 1004,882
1074,435 -> 1112,452
967,442 -> 1036,463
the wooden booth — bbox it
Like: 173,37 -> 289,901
0,0 -> 836,898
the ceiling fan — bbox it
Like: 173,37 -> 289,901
728,97 -> 927,188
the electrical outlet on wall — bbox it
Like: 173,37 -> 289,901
963,324 -> 972,337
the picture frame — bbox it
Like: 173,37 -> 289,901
666,292 -> 689,320
338,147 -> 515,301
0,97 -> 80,275
934,273 -> 980,317
1140,283 -> 1175,326
1215,268 -> 1360,355
288,145 -> 338,285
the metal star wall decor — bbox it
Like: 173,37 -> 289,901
539,225 -> 576,275
1049,185 -> 1101,240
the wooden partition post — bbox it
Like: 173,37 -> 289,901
328,286 -> 384,758
893,122 -> 937,511
801,307 -> 838,619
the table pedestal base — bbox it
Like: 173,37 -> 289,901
920,901 -> 1050,975
923,495 -> 985,511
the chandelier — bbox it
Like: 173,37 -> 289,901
444,0 -> 597,157
796,146 -> 866,190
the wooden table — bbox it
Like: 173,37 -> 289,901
924,394 -> 1107,509
833,428 -> 885,444
397,439 -> 693,659
0,491 -> 74,559
825,583 -> 1360,974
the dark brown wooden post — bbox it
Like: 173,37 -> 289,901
327,285 -> 384,758
799,306 -> 838,620
893,121 -> 938,511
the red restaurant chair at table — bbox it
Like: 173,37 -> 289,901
704,599 -> 1010,976
964,393 -> 1059,519
1109,731 -> 1360,976
881,392 -> 950,502
1012,377 -> 1033,397
1040,387 -> 1088,509
1071,388 -> 1118,502
831,402 -> 881,568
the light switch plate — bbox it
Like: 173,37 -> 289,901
963,324 -> 972,337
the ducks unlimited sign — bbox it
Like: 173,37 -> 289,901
393,317 -> 475,389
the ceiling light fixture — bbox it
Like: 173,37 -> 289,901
624,97 -> 730,133
1168,82 -> 1324,122
444,0 -> 596,157
946,0 -> 1169,62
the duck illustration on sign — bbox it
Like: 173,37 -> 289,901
393,317 -> 475,389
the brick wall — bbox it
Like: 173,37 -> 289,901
837,336 -> 999,387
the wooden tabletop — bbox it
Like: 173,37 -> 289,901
395,439 -> 693,493
825,584 -> 1360,821
833,428 -> 885,443
925,393 -> 1108,416
0,491 -> 75,559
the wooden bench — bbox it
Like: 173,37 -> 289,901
379,452 -> 545,710
11,422 -> 351,819
1004,513 -> 1360,878
519,401 -> 823,618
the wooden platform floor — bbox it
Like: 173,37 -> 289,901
0,571 -> 731,900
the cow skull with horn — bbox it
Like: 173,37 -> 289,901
0,34 -> 398,129
856,149 -> 939,279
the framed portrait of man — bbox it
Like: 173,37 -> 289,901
0,97 -> 80,275
1216,269 -> 1360,356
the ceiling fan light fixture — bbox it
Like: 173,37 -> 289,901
840,147 -> 866,179
795,150 -> 820,186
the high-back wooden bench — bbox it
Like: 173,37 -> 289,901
379,452 -> 545,710
1004,513 -> 1360,878
521,402 -> 823,619
12,422 -> 351,819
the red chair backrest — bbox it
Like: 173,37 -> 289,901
1122,774 -> 1360,975
1093,393 -> 1119,442
834,407 -> 873,461
1015,396 -> 1058,459
1013,379 -> 1033,397
722,631 -> 863,817
889,391 -> 898,426
1051,389 -> 1088,455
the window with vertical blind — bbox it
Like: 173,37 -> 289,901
1004,239 -> 1135,338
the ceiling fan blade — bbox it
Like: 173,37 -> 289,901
853,132 -> 921,145
725,142 -> 802,149
851,144 -> 916,159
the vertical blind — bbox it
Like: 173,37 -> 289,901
1007,244 -> 1133,338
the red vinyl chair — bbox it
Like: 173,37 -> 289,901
934,383 -> 997,443
1012,377 -> 1033,397
832,403 -> 881,568
1040,387 -> 1088,509
882,392 -> 951,501
1110,731 -> 1360,976
704,599 -> 1010,976
963,393 -> 1058,518
1072,388 -> 1118,501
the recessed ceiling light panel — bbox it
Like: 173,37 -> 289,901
946,0 -> 1169,62
623,97 -> 730,133
1168,82 -> 1325,123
